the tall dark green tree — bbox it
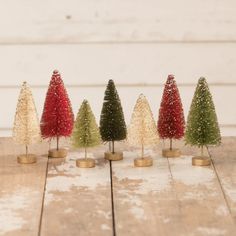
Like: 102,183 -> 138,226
185,77 -> 221,155
100,80 -> 127,153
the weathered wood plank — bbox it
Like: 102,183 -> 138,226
0,85 -> 235,136
40,146 -> 113,236
112,142 -> 236,236
208,138 -> 236,221
168,153 -> 236,236
0,0 -> 235,43
0,138 -> 48,236
0,44 -> 235,86
112,147 -> 188,236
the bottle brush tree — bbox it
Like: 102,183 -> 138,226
13,82 -> 41,163
128,94 -> 159,166
157,75 -> 185,156
185,77 -> 221,163
71,100 -> 101,167
100,79 -> 127,157
40,70 -> 74,155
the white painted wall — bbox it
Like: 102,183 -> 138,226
0,0 -> 235,136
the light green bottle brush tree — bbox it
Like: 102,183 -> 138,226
71,100 -> 101,168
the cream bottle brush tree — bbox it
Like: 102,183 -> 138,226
128,94 -> 159,167
13,82 -> 41,164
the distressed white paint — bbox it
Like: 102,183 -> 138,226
101,224 -> 111,231
221,178 -> 236,203
168,156 -> 215,186
0,189 -> 38,234
197,227 -> 227,235
45,152 -> 110,205
215,205 -> 228,216
115,151 -> 172,194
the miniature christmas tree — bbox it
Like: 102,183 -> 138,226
13,82 -> 41,164
158,75 -> 185,157
72,100 -> 101,168
41,70 -> 74,158
100,79 -> 127,161
185,77 -> 221,166
128,94 -> 159,167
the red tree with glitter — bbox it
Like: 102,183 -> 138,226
157,75 -> 185,150
41,70 -> 74,150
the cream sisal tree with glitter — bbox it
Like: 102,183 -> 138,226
13,82 -> 41,164
128,94 -> 159,167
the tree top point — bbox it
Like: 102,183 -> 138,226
139,93 -> 146,99
168,74 -> 175,79
199,77 -> 206,82
108,79 -> 114,84
53,70 -> 59,74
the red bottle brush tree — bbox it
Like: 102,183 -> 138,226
41,70 -> 74,157
157,75 -> 185,157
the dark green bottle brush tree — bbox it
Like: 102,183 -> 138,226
100,80 -> 127,161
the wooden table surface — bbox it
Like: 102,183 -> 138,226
0,137 -> 236,236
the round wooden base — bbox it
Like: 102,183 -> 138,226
76,158 -> 95,168
162,148 -> 181,158
17,154 -> 37,164
134,157 -> 153,167
48,148 -> 68,158
104,152 -> 123,161
192,156 -> 211,166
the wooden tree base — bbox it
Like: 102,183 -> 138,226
48,148 -> 68,158
76,158 -> 95,168
104,152 -> 123,161
192,156 -> 211,166
162,148 -> 181,158
134,157 -> 153,167
17,154 -> 37,164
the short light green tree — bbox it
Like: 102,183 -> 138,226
71,100 -> 101,158
185,77 -> 221,156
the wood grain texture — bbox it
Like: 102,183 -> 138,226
0,138 -> 236,235
0,44 -> 235,85
0,138 -> 48,236
0,0 -> 235,43
40,146 -> 113,236
112,148 -> 186,236
112,140 -> 236,236
209,138 -> 236,221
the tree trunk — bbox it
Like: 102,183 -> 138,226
141,143 -> 144,159
170,138 -> 173,150
201,146 -> 204,157
85,146 -> 87,159
56,136 -> 59,150
112,140 -> 115,154
26,145 -> 28,157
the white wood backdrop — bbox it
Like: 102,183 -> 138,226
0,0 -> 235,136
